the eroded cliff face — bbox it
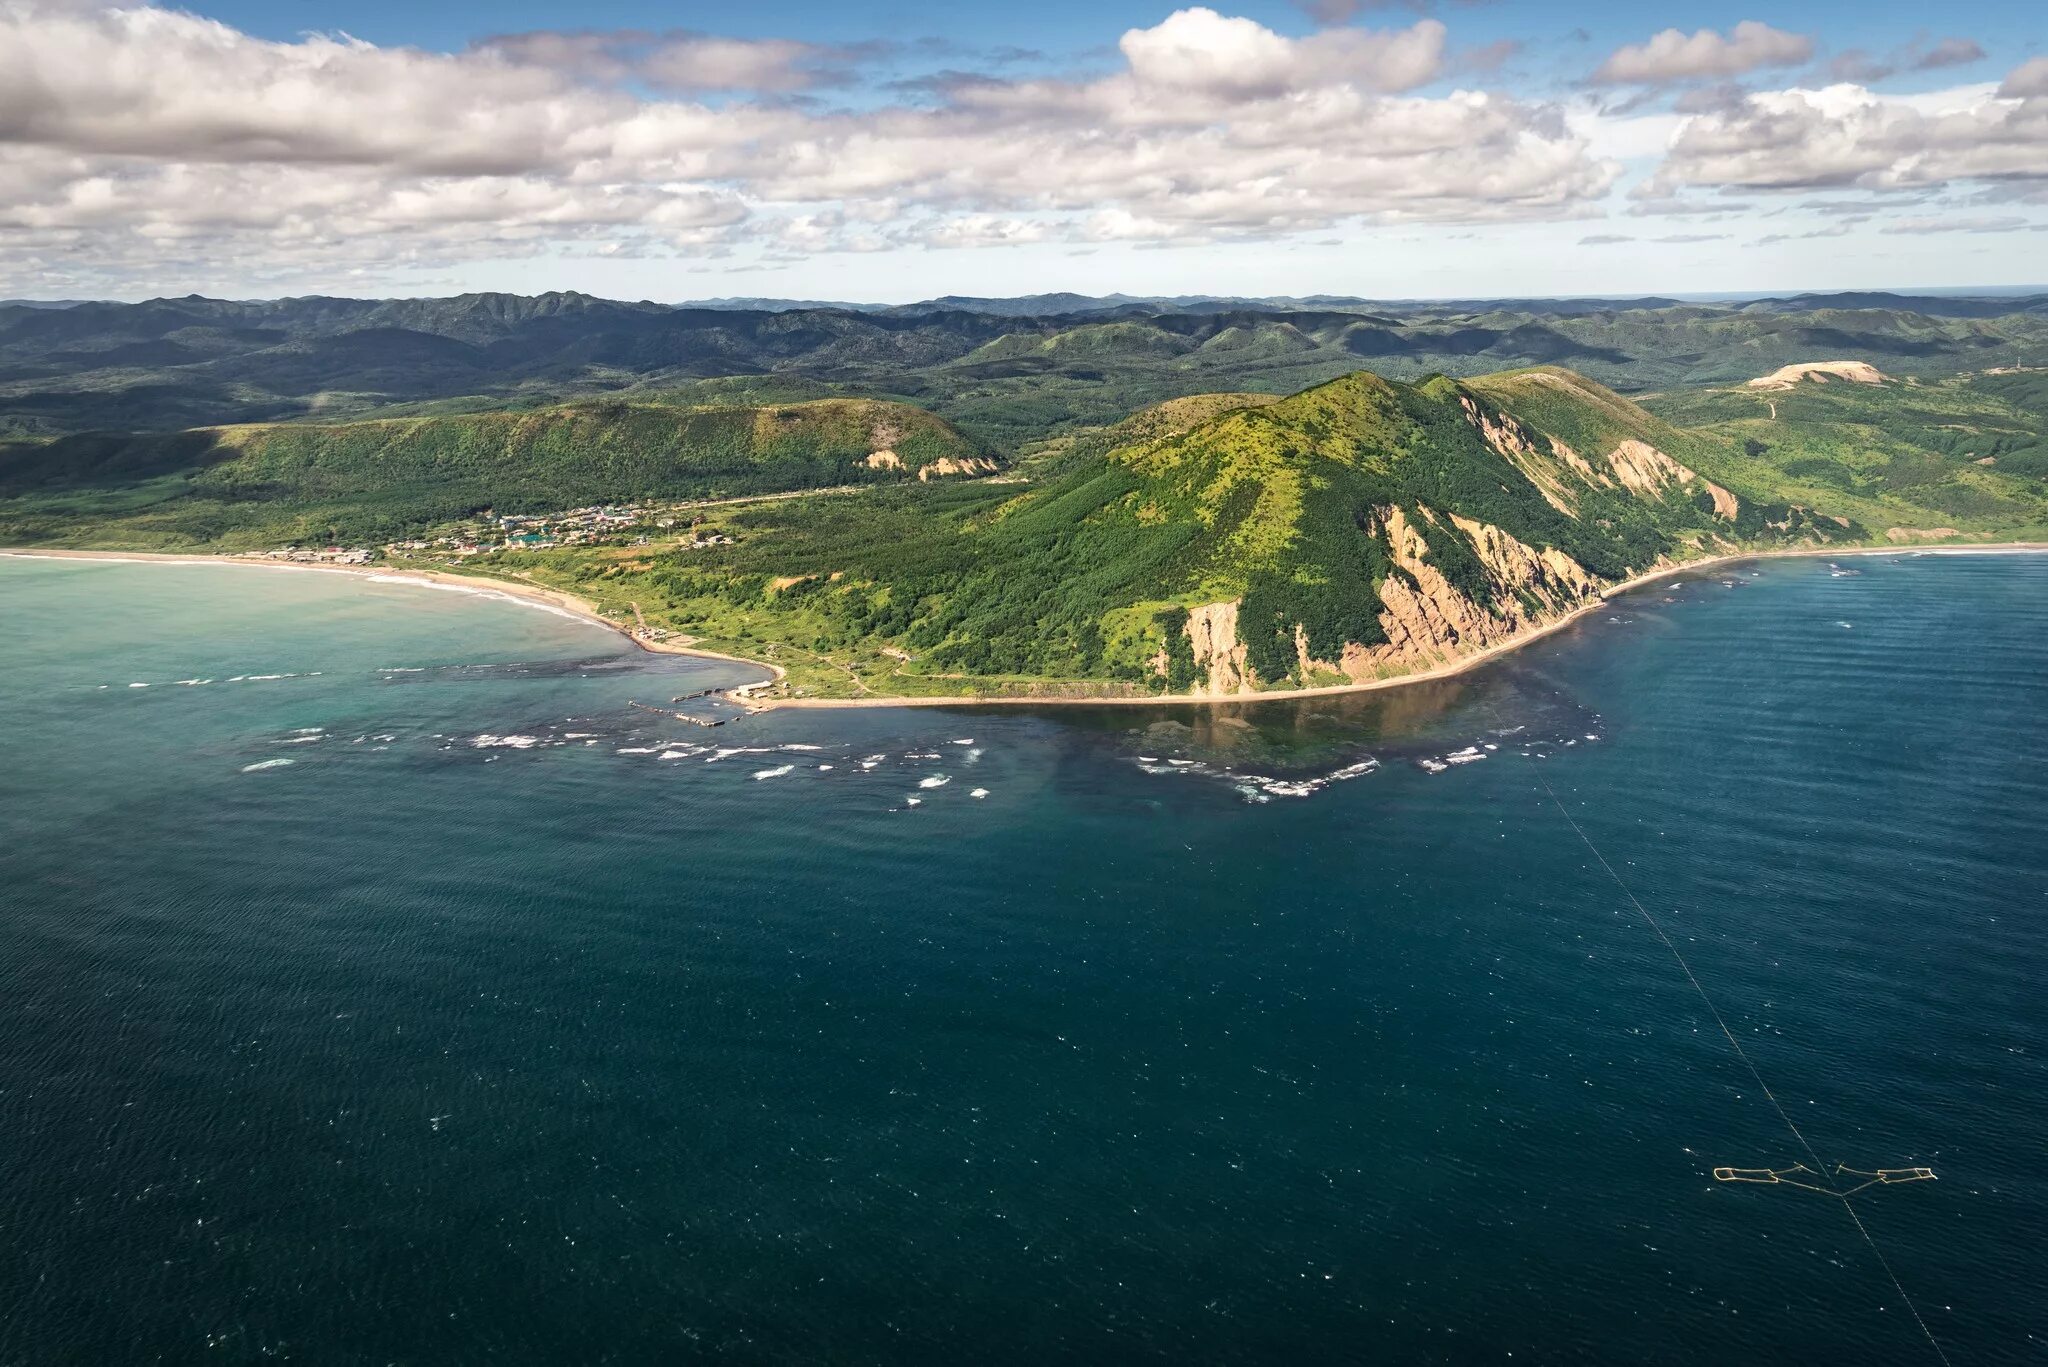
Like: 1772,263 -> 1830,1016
1334,506 -> 1600,681
1460,396 -> 1580,516
1184,600 -> 1252,695
1605,439 -> 1739,519
1174,503 -> 1606,694
916,456 -> 1002,481
1456,397 -> 1743,527
866,449 -> 1000,478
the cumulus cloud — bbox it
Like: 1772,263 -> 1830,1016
0,3 -> 1619,292
1591,22 -> 1813,86
2001,57 -> 2048,99
1644,72 -> 2048,197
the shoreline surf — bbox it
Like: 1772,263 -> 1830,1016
8,540 -> 2045,713
0,547 -> 788,687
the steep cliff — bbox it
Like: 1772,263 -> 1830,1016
1132,367 -> 1856,694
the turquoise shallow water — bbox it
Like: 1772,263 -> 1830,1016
2,552 -> 2044,1365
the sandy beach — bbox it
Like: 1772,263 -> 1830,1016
8,540 -> 2044,713
0,547 -> 787,685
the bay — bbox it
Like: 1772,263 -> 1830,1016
2,551 -> 2043,1365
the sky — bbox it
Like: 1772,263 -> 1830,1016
1,0 -> 2044,302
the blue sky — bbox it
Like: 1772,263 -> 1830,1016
196,1 -> 2042,72
1,2 -> 2044,300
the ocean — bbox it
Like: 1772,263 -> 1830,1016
2,551 -> 2043,1365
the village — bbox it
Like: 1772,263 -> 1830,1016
237,501 -> 742,566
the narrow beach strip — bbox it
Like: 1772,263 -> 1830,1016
8,541 -> 2044,713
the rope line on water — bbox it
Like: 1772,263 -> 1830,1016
1714,1164 -> 1937,1199
1517,751 -> 1953,1367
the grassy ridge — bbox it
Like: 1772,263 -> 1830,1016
1638,372 -> 2048,533
0,397 -> 985,548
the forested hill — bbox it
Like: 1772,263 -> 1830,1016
0,398 -> 989,548
812,367 -> 1854,689
498,366 -> 1912,700
7,289 -> 2048,448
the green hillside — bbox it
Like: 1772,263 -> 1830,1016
1638,368 -> 2048,534
0,397 -> 989,548
476,365 -> 2022,700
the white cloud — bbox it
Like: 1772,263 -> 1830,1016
2001,57 -> 2048,99
1878,214 -> 2033,235
1591,21 -> 1813,86
1118,7 -> 1445,98
0,3 -> 1619,293
1644,73 -> 2048,196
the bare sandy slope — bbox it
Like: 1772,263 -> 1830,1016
1745,360 -> 1891,390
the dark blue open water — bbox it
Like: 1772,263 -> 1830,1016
2,552 -> 2044,1365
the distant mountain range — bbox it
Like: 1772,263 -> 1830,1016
13,289 -> 2048,320
4,288 -> 2048,445
682,290 -> 2048,319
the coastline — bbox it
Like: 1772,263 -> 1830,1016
7,540 -> 2044,713
0,546 -> 788,687
760,539 -> 2048,711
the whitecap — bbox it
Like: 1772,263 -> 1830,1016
241,758 -> 295,773
470,734 -> 542,749
705,746 -> 773,763
970,788 -> 989,799
918,775 -> 950,789
753,764 -> 795,780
